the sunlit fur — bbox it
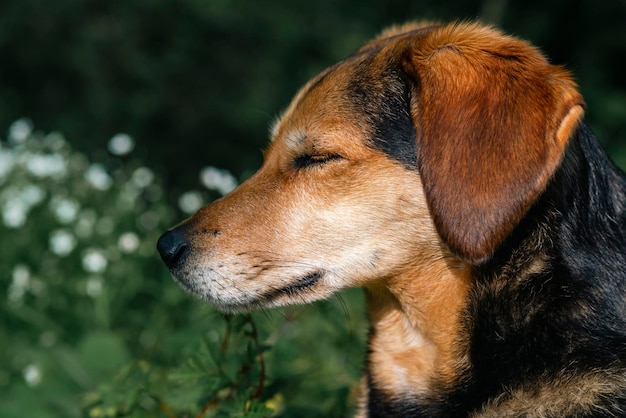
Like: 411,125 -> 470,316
158,21 -> 626,417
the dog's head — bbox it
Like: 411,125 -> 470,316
157,22 -> 584,312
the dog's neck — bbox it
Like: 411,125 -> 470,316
358,125 -> 626,416
363,254 -> 472,400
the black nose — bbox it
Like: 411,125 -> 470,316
157,228 -> 190,269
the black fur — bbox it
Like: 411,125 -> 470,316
347,58 -> 418,170
366,78 -> 417,170
366,124 -> 626,417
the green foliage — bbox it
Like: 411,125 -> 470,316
1,0 -> 623,189
83,315 -> 273,418
0,121 -> 367,417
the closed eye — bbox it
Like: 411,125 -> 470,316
294,153 -> 343,169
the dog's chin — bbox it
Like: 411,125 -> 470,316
170,270 -> 329,314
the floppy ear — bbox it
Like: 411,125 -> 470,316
399,23 -> 584,263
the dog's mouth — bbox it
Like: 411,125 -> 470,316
260,271 -> 325,303
223,270 -> 325,312
172,268 -> 326,312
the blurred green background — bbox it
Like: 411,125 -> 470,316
2,0 -> 625,193
0,0 -> 625,417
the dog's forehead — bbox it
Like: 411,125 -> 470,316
270,53 -> 372,141
269,46 -> 417,169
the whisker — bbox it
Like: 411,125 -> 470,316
335,293 -> 351,321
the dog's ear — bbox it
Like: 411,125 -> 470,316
398,23 -> 584,263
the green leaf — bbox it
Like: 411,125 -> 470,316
78,332 -> 130,379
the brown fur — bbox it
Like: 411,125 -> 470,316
156,22 -> 615,417
396,23 -> 583,263
473,370 -> 626,417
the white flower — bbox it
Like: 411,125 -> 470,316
131,167 -> 154,188
85,164 -> 113,191
8,265 -> 30,302
44,131 -> 67,152
1,184 -> 45,228
2,199 -> 27,228
22,364 -> 42,387
25,153 -> 67,178
51,197 -> 80,224
118,232 -> 140,253
178,191 -> 203,215
8,118 -> 33,144
108,133 -> 135,156
49,229 -> 76,256
200,166 -> 238,196
12,264 -> 30,288
21,184 -> 45,206
82,249 -> 108,273
85,276 -> 103,297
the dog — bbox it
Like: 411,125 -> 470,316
157,21 -> 626,417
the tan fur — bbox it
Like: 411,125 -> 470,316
164,21 -> 589,415
365,256 -> 472,398
473,371 -> 626,417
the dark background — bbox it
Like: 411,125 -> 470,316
1,0 -> 625,194
0,2 -> 625,416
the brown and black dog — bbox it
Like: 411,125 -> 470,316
157,22 -> 626,416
